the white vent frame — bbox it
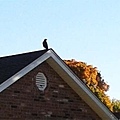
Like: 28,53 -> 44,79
36,72 -> 47,91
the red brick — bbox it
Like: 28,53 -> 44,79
0,62 -> 101,120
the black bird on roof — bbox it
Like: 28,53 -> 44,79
43,39 -> 48,50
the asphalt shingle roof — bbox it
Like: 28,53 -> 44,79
0,50 -> 47,84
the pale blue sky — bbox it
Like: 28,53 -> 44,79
0,0 -> 120,100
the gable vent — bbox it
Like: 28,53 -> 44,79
36,72 -> 47,91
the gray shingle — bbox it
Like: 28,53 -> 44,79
0,50 -> 47,84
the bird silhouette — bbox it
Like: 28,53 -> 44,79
43,39 -> 48,50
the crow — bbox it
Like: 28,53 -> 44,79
43,39 -> 48,50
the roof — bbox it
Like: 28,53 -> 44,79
0,50 -> 47,84
0,49 -> 118,120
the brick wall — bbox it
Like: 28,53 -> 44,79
0,62 -> 101,120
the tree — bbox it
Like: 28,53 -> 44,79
64,59 -> 112,111
112,99 -> 120,112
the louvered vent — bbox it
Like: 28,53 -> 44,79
36,72 -> 47,91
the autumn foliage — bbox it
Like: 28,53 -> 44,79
64,59 -> 113,111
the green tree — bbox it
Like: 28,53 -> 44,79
112,99 -> 120,112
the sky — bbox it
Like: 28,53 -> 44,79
0,0 -> 120,100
